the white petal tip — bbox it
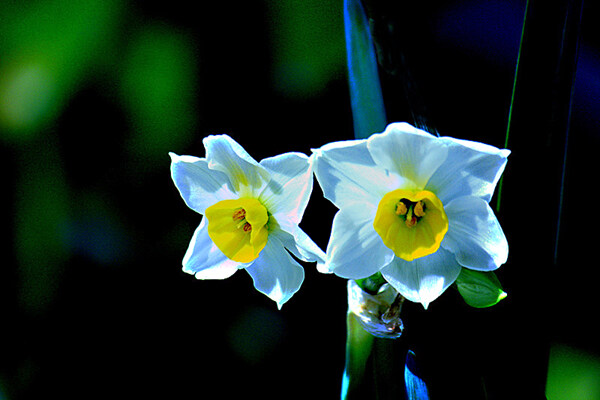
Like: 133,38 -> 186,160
170,153 -> 200,164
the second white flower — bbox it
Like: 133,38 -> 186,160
312,122 -> 510,308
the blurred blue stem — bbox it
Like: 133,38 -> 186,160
344,0 -> 387,140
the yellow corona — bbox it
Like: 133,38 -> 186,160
205,197 -> 270,263
373,189 -> 448,261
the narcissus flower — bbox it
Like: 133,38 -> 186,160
313,123 -> 509,308
170,135 -> 325,308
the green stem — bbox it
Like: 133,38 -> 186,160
341,312 -> 375,400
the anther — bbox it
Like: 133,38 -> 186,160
395,201 -> 408,216
414,201 -> 426,218
232,208 -> 246,221
242,222 -> 252,232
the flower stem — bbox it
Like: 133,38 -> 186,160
341,312 -> 375,399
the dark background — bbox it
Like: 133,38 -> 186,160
1,0 -> 599,398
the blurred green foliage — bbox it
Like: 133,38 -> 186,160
119,24 -> 198,159
0,0 -> 203,316
0,4 -> 345,396
268,0 -> 344,98
14,138 -> 69,314
546,344 -> 600,400
0,0 -> 123,138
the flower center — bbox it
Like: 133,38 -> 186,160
395,198 -> 427,228
373,189 -> 448,261
205,198 -> 270,263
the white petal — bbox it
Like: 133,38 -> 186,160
245,236 -> 305,309
425,136 -> 510,204
270,227 -> 326,264
312,138 -> 402,210
442,196 -> 508,271
170,153 -> 235,214
367,123 -> 448,189
258,152 -> 313,234
182,218 -> 240,279
203,135 -> 270,196
324,205 -> 394,279
381,248 -> 462,308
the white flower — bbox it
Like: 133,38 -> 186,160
170,135 -> 325,309
313,122 -> 509,308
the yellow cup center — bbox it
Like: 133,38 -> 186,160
205,198 -> 270,263
373,189 -> 448,261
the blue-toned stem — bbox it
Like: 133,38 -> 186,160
404,351 -> 430,400
344,0 -> 387,140
358,1 -> 438,136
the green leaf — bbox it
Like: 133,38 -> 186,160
344,0 -> 387,140
455,269 -> 507,308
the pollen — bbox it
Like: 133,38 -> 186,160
232,208 -> 246,221
395,201 -> 408,216
414,201 -> 426,217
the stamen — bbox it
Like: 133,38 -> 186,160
232,208 -> 253,232
414,201 -> 426,217
232,208 -> 246,221
395,201 -> 408,216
